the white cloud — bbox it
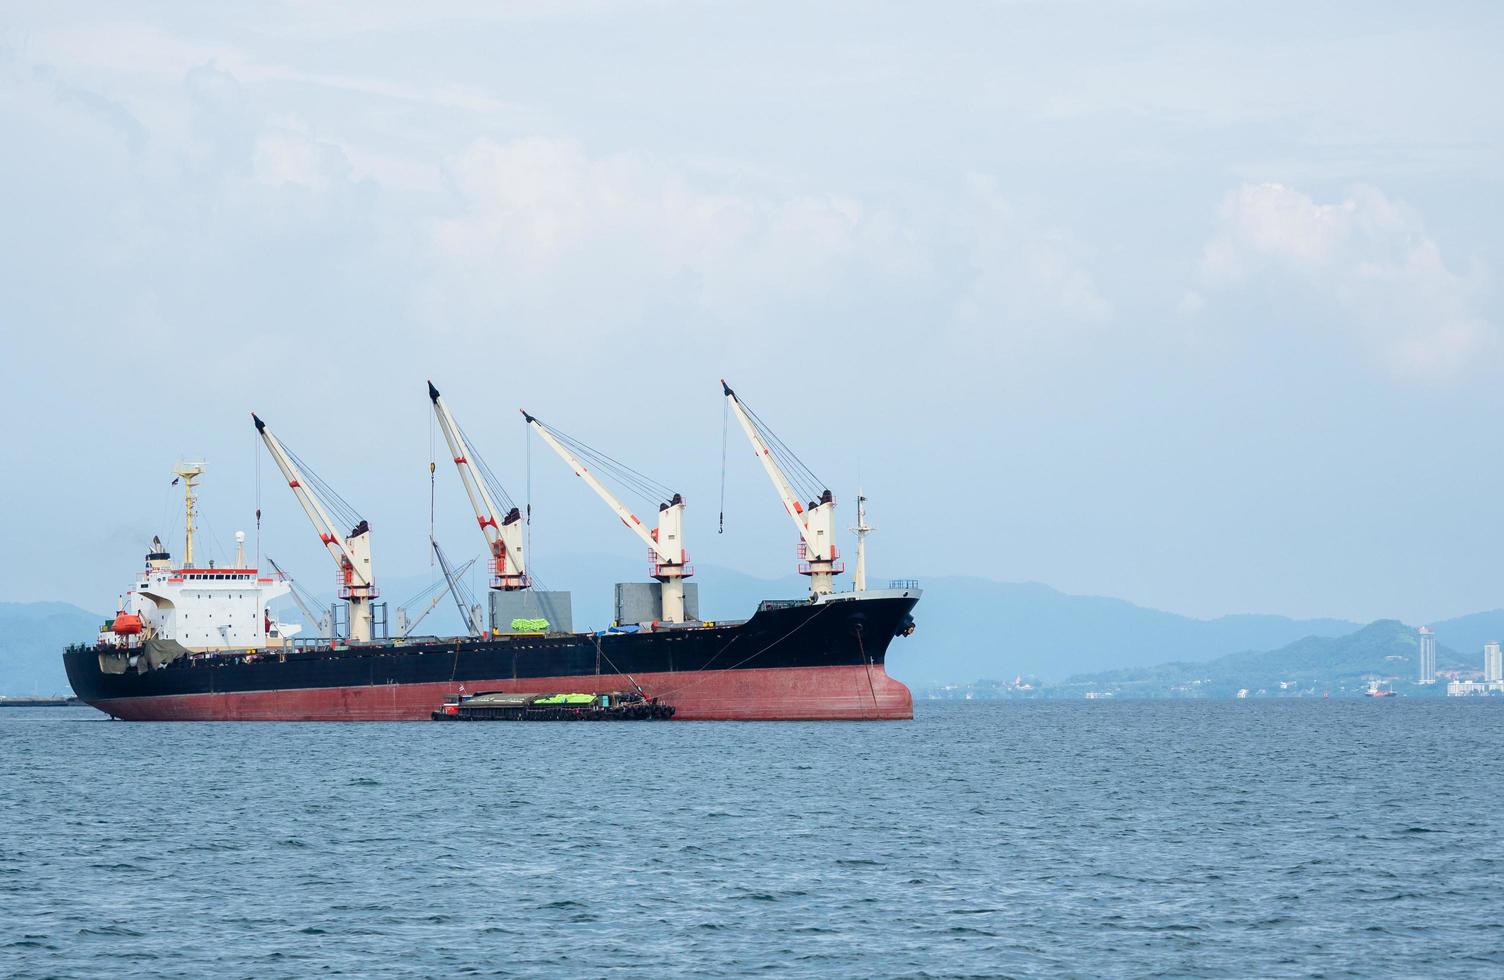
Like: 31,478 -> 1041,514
422,136 -> 918,330
418,146 -> 1121,370
957,175 -> 1112,329
253,127 -> 352,190
1198,182 -> 1493,380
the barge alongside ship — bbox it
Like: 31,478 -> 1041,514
63,381 -> 920,722
432,691 -> 675,722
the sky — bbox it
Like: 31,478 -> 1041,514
2,1 -> 1503,625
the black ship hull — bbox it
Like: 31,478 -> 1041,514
65,592 -> 919,721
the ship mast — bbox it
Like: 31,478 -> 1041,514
722,380 -> 842,596
253,414 -> 378,642
428,381 -> 528,591
850,490 -> 874,592
172,461 -> 204,567
522,410 -> 692,624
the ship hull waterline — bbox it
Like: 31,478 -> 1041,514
66,593 -> 919,722
86,664 -> 909,721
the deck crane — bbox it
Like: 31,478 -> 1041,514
253,414 -> 378,642
431,537 -> 485,638
428,382 -> 529,591
521,410 -> 693,624
265,556 -> 332,638
722,380 -> 843,596
394,589 -> 442,640
392,550 -> 481,639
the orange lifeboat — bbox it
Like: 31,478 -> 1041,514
112,612 -> 144,635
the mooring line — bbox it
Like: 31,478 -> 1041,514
857,627 -> 879,712
653,603 -> 834,701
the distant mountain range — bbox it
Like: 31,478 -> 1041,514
0,602 -> 106,696
886,577 -> 1359,686
5,566 -> 1501,696
381,559 -> 1368,685
1011,619 -> 1471,699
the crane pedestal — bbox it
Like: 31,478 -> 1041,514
615,582 -> 700,625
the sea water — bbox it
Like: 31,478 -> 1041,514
4,700 -> 1502,978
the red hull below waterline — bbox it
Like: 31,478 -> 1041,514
88,663 -> 914,722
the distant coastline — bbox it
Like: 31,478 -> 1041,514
922,619 -> 1502,700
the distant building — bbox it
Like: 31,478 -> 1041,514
1418,626 -> 1437,684
1448,679 -> 1504,696
1451,640 -> 1504,696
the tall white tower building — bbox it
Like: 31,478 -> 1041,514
1418,626 -> 1437,684
1484,641 -> 1502,684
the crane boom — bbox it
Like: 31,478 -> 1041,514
432,538 -> 483,638
392,556 -> 479,639
397,592 -> 443,639
721,381 -> 841,595
722,381 -> 821,555
522,410 -> 691,623
428,382 -> 528,590
522,412 -> 677,564
253,413 -> 377,641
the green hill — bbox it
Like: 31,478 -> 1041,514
1053,620 -> 1466,698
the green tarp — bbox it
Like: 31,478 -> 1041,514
532,693 -> 596,705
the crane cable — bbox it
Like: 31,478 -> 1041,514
718,396 -> 728,534
280,441 -> 364,534
254,425 -> 262,571
736,392 -> 826,504
457,419 -> 519,513
525,416 -> 532,567
429,407 -> 436,568
529,416 -> 676,507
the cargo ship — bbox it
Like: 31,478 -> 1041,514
64,382 -> 920,721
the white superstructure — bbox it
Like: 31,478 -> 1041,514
121,562 -> 297,649
106,467 -> 298,651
